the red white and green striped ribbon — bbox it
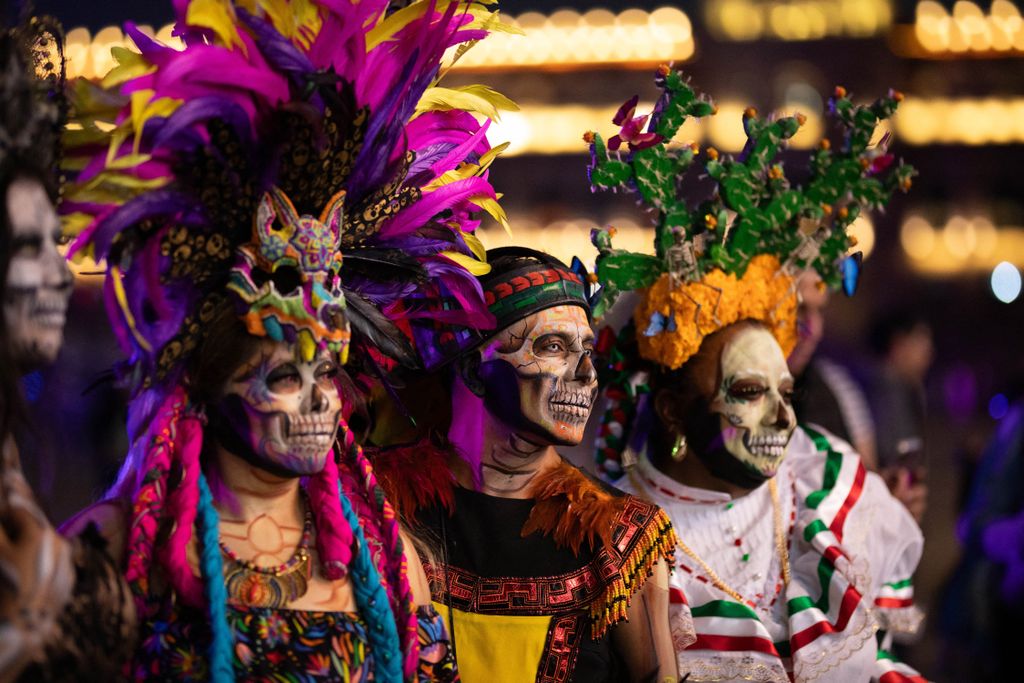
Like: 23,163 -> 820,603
875,577 -> 915,609
676,427 -> 874,671
786,426 -> 867,657
876,648 -> 928,682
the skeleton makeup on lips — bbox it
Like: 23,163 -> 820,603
687,325 -> 797,488
478,305 -> 598,447
3,176 -> 72,369
214,341 -> 343,477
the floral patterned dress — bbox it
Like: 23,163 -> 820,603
134,601 -> 374,682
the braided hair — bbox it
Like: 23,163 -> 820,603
113,306 -> 416,681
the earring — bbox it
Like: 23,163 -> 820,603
671,433 -> 688,461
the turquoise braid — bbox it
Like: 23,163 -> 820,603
197,473 -> 235,683
336,474 -> 403,682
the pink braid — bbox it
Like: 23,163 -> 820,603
306,447 -> 354,580
157,412 -> 206,606
123,387 -> 186,617
338,421 -> 420,679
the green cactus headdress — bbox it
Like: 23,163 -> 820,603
586,66 -> 914,371
585,66 -> 914,480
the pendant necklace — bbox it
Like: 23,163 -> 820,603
222,494 -> 314,608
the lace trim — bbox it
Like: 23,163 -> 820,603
876,605 -> 924,635
677,652 -> 789,683
671,603 -> 697,652
791,600 -> 877,682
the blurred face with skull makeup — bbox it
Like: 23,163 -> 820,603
3,175 -> 72,370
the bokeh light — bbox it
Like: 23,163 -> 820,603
989,393 -> 1010,420
990,261 -> 1022,303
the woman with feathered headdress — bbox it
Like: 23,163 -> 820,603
59,1 -> 512,680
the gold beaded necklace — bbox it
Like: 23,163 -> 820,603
676,478 -> 791,606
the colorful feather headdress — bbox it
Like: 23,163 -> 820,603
61,0 -> 515,396
586,66 -> 914,479
587,66 -> 914,371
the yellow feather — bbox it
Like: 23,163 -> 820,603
460,230 -> 487,262
101,47 -> 154,88
61,212 -> 95,238
476,141 -> 509,172
186,0 -> 246,53
111,265 -> 153,352
252,0 -> 321,47
366,0 -> 434,50
129,91 -> 183,154
439,250 -> 491,276
415,84 -> 518,121
472,195 -> 511,236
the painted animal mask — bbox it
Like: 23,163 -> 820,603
228,187 -> 350,364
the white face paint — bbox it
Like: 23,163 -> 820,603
219,342 -> 343,476
479,305 -> 598,446
3,177 -> 71,369
709,326 -> 796,479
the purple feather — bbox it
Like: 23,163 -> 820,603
379,176 -> 496,239
92,191 -> 195,259
238,9 -> 317,81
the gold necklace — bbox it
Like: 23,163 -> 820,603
221,500 -> 314,608
677,478 -> 791,606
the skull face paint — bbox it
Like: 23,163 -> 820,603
703,326 -> 796,482
479,305 -> 597,446
217,342 -> 343,476
3,176 -> 71,369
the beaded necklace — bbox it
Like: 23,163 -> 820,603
221,494 -> 314,608
676,478 -> 791,606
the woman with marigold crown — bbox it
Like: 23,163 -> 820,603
371,247 -> 679,682
58,0 -> 513,680
588,67 -> 926,682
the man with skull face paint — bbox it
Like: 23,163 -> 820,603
588,70 -> 927,682
1,18 -> 137,681
373,247 -> 679,683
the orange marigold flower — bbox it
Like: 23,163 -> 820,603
795,112 -> 807,126
706,147 -> 719,161
583,131 -> 595,144
819,139 -> 831,150
657,63 -> 671,76
744,107 -> 758,119
834,85 -> 847,98
634,255 -> 797,369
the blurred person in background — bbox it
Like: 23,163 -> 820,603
939,388 -> 1024,682
788,272 -> 878,469
1,17 -> 134,679
868,310 -> 934,523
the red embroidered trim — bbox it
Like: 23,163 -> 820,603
535,613 -> 585,683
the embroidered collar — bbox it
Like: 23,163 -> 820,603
373,440 -> 625,555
